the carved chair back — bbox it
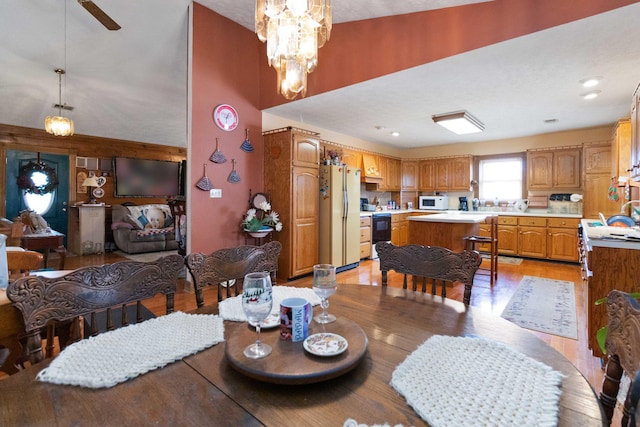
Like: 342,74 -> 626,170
600,290 -> 640,425
375,242 -> 481,305
185,241 -> 282,308
167,198 -> 187,256
6,254 -> 184,366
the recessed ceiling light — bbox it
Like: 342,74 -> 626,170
375,126 -> 386,131
391,131 -> 400,137
579,76 -> 602,88
581,90 -> 601,100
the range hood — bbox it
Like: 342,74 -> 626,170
361,154 -> 383,184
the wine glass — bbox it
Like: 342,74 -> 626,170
241,271 -> 273,359
312,264 -> 337,324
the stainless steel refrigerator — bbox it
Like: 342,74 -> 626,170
318,164 -> 361,270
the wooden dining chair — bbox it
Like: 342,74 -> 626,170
6,254 -> 184,366
376,241 -> 482,305
167,197 -> 186,256
185,241 -> 282,309
7,250 -> 43,280
600,290 -> 640,426
462,215 -> 499,285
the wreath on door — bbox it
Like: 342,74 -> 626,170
16,161 -> 60,195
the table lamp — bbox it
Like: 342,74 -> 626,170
82,176 -> 100,204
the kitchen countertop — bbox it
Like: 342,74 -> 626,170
409,212 -> 489,224
581,219 -> 640,250
360,209 -> 581,219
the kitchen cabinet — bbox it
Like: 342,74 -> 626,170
359,216 -> 371,259
401,160 -> 418,191
611,119 -> 632,180
361,153 -> 382,184
581,228 -> 640,358
497,217 -> 518,255
418,159 -> 436,191
527,148 -> 581,189
547,218 -> 580,262
417,156 -> 472,191
69,204 -> 106,255
448,156 -> 472,191
341,147 -> 360,169
582,142 -> 620,219
263,127 -> 320,280
630,86 -> 640,180
518,217 -> 547,258
379,156 -> 401,191
390,213 -> 413,246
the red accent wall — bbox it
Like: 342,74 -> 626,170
190,4 -> 264,253
258,0 -> 639,108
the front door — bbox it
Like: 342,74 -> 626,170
5,150 -> 69,243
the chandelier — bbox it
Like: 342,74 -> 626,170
255,0 -> 332,100
45,68 -> 74,137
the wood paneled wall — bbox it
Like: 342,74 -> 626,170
0,123 -> 186,217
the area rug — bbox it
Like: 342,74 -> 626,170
501,275 -> 578,339
498,256 -> 523,265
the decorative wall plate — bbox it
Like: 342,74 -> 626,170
93,187 -> 105,199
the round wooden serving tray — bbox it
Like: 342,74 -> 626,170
225,316 -> 368,385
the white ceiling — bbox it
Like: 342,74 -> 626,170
1,1 -> 639,149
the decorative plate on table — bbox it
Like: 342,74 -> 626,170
258,313 -> 280,329
304,333 -> 348,357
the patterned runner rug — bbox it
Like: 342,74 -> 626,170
501,275 -> 578,339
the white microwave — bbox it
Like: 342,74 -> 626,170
419,195 -> 449,210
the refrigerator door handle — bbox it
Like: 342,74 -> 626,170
343,190 -> 348,219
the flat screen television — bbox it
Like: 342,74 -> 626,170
113,157 -> 183,197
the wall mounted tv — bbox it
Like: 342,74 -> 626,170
113,157 -> 183,197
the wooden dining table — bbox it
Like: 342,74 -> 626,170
0,284 -> 604,426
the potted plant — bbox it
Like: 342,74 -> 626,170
242,201 -> 283,238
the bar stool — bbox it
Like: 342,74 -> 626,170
463,215 -> 498,285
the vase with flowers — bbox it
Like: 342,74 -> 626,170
242,201 -> 283,238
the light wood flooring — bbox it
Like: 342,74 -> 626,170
64,251 -> 611,419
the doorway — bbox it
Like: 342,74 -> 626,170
5,150 -> 69,243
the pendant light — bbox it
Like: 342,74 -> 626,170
45,0 -> 74,137
45,68 -> 74,137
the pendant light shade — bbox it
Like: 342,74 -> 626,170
45,68 -> 74,137
255,0 -> 332,100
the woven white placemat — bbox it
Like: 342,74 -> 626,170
391,335 -> 563,427
37,311 -> 224,389
218,285 -> 321,321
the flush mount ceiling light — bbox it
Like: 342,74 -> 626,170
255,0 -> 332,100
581,90 -> 601,100
44,68 -> 74,137
432,111 -> 484,135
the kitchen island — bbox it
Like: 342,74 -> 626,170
408,213 -> 489,252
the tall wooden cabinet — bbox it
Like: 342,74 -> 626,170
263,128 -> 320,280
582,142 -> 620,218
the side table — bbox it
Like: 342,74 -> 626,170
20,230 -> 67,269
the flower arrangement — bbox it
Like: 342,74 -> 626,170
242,201 -> 283,232
324,147 -> 343,164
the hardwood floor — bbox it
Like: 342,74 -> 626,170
63,251 -> 611,420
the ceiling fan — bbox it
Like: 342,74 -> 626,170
77,0 -> 121,31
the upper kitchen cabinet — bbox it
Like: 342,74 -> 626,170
418,159 -> 436,191
527,148 -> 581,190
401,160 -> 419,191
341,147 -> 361,169
361,153 -> 382,184
434,159 -> 449,189
449,156 -> 473,191
584,143 -> 613,175
379,156 -> 401,191
263,127 -> 320,280
611,119 -> 631,180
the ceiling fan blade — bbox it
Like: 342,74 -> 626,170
77,0 -> 121,31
